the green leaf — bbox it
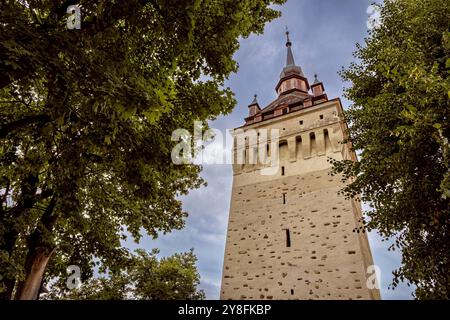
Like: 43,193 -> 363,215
433,123 -> 442,130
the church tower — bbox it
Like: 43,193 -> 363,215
220,31 -> 381,300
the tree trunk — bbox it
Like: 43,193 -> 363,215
14,196 -> 58,300
14,247 -> 54,300
0,174 -> 42,300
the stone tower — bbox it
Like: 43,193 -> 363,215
220,31 -> 381,300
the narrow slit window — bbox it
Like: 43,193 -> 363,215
290,289 -> 294,295
285,229 -> 291,247
282,193 -> 286,204
281,166 -> 285,176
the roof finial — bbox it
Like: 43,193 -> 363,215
251,94 -> 258,105
285,26 -> 291,47
314,74 -> 320,84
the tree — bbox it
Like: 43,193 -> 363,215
45,249 -> 204,300
331,0 -> 450,299
0,0 -> 285,299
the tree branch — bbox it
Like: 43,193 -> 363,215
0,114 -> 51,139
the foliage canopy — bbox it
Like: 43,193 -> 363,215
0,0 -> 285,299
332,0 -> 450,299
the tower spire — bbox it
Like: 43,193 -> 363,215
285,28 -> 295,67
276,28 -> 308,95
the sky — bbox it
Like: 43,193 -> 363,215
131,0 -> 415,300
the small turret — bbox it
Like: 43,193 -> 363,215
311,74 -> 328,101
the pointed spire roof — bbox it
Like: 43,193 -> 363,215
247,93 -> 261,114
280,28 -> 305,79
247,94 -> 260,117
249,94 -> 259,106
286,29 -> 295,67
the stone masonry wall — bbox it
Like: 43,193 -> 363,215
221,169 -> 373,300
220,99 -> 380,300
